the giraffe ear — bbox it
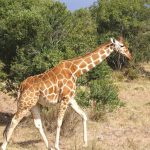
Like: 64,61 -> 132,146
110,38 -> 116,44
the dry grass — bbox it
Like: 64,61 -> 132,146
42,106 -> 81,137
0,69 -> 150,150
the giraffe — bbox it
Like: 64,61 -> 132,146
1,37 -> 131,150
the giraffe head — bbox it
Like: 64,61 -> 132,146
110,36 -> 132,60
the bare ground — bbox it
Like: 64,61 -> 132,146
0,77 -> 150,150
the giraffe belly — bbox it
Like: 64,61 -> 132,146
38,95 -> 58,106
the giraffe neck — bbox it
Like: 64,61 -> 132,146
72,42 -> 114,77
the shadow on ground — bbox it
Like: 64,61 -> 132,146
0,112 -> 13,125
16,139 -> 42,148
0,139 -> 42,149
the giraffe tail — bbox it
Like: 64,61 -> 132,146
14,89 -> 21,102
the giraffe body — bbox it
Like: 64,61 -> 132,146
1,37 -> 131,150
19,61 -> 76,107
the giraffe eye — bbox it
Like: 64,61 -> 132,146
121,45 -> 124,47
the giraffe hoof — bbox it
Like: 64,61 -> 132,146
49,148 -> 55,150
83,143 -> 88,148
55,146 -> 60,150
1,145 -> 6,150
48,147 -> 54,150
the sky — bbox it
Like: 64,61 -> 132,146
59,0 -> 97,11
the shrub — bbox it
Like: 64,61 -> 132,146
89,79 -> 119,107
88,62 -> 120,107
0,60 -> 7,80
10,47 -> 64,82
75,86 -> 90,107
88,61 -> 112,80
76,62 -> 120,109
131,28 -> 150,63
88,79 -> 120,121
86,62 -> 120,120
123,67 -> 139,80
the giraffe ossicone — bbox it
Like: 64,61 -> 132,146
1,37 -> 131,150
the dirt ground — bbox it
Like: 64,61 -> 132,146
0,76 -> 150,150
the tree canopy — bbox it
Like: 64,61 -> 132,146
0,0 -> 149,108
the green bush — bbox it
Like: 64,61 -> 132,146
90,0 -> 149,67
1,0 -> 124,115
131,28 -> 150,63
88,62 -> 119,107
88,62 -> 112,80
89,79 -> 119,107
75,86 -> 90,107
0,60 -> 7,80
76,62 -> 120,113
0,0 -> 72,76
123,66 -> 139,80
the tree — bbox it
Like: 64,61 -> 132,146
90,0 -> 150,68
0,0 -> 120,110
0,0 -> 71,77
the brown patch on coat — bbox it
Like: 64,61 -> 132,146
49,87 -> 54,94
67,80 -> 74,89
62,86 -> 70,96
99,50 -> 105,54
79,61 -> 86,68
58,81 -> 63,87
75,70 -> 82,77
84,57 -> 92,64
48,95 -> 55,100
94,59 -> 100,65
88,64 -> 94,70
61,69 -> 72,79
73,59 -> 82,65
65,61 -> 72,68
101,54 -> 106,60
70,65 -> 78,73
92,53 -> 99,60
52,66 -> 61,74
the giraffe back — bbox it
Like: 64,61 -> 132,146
18,61 -> 77,106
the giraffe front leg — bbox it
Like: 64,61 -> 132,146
70,98 -> 88,147
55,100 -> 68,150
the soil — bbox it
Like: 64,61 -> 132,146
0,76 -> 150,150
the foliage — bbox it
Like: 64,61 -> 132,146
0,0 -> 71,78
123,66 -> 139,80
0,60 -> 7,80
0,0 -> 149,114
88,62 -> 120,107
66,9 -> 98,56
75,86 -> 90,107
10,47 -> 64,82
88,62 -> 112,80
90,0 -> 150,68
95,0 -> 147,36
131,22 -> 150,62
89,79 -> 119,106
88,63 -> 121,120
76,62 -> 120,110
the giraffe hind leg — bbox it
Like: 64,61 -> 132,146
31,104 -> 49,149
55,99 -> 69,150
1,109 -> 29,150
